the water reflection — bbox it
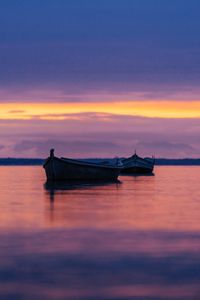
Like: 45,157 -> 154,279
45,179 -> 121,196
120,172 -> 155,177
0,229 -> 200,299
0,166 -> 200,299
43,169 -> 200,232
45,180 -> 121,214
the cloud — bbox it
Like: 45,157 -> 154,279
0,0 -> 200,98
136,141 -> 196,158
13,139 -> 118,157
7,110 -> 26,114
1,85 -> 200,105
1,111 -> 200,158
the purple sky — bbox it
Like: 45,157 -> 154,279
0,0 -> 200,158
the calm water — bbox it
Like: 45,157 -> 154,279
0,166 -> 200,300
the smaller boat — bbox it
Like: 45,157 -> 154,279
120,152 -> 155,175
43,149 -> 120,182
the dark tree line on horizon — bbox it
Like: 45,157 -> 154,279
0,158 -> 200,166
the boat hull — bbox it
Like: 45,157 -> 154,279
43,156 -> 120,181
121,166 -> 154,175
120,154 -> 154,175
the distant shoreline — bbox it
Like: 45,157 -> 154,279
1,158 -> 200,166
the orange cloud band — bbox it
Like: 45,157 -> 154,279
1,101 -> 200,120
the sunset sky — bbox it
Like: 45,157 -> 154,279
1,0 -> 200,158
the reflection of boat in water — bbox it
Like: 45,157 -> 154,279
120,152 -> 155,175
43,149 -> 120,182
44,179 -> 121,191
44,179 -> 121,209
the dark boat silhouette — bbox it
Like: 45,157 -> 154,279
120,152 -> 155,175
43,149 -> 120,182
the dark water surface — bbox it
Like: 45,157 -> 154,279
0,166 -> 200,299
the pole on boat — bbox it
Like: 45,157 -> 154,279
49,149 -> 55,181
50,148 -> 54,158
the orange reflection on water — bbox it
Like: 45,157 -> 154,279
44,167 -> 200,232
0,166 -> 200,232
0,166 -> 200,299
0,166 -> 45,230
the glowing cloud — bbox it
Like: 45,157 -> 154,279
1,101 -> 200,120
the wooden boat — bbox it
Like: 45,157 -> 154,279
43,149 -> 120,181
120,152 -> 155,174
